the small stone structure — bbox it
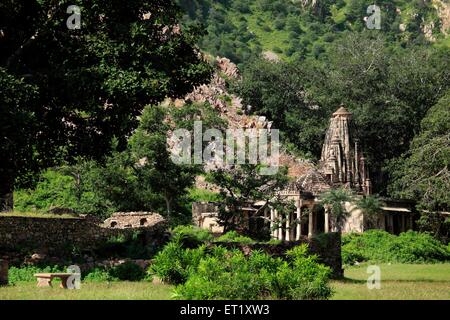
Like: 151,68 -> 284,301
103,212 -> 165,229
192,202 -> 223,234
0,259 -> 8,285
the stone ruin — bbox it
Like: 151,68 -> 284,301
103,212 -> 165,229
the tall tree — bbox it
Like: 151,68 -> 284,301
388,91 -> 450,241
206,164 -> 289,237
0,0 -> 212,210
130,102 -> 226,223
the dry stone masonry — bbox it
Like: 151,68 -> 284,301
0,213 -> 167,256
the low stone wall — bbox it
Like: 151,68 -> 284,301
0,215 -> 167,257
213,233 -> 343,278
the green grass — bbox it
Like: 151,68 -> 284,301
1,264 -> 448,300
331,263 -> 450,300
0,211 -> 79,219
0,281 -> 173,300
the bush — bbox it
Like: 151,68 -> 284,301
215,231 -> 255,244
171,225 -> 213,248
95,231 -> 156,259
108,261 -> 146,281
149,241 -> 207,284
342,230 -> 450,265
172,244 -> 332,300
83,268 -> 116,282
8,265 -> 64,284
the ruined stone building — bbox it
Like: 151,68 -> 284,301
193,106 -> 416,240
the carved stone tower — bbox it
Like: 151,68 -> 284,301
319,106 -> 372,195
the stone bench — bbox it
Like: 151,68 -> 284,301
34,273 -> 78,288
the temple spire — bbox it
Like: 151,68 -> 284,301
319,106 -> 371,195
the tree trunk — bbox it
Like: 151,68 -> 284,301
164,196 -> 172,224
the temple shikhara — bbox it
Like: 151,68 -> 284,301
193,106 -> 415,240
319,106 -> 372,195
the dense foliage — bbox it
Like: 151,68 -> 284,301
150,239 -> 332,300
14,102 -> 225,222
0,0 -> 212,210
206,164 -> 289,237
388,92 -> 450,241
342,230 -> 450,265
176,0 -> 449,66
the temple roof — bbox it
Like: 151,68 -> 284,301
333,106 -> 352,117
295,169 -> 331,194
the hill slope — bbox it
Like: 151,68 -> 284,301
177,0 -> 450,67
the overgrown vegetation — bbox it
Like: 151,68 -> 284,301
150,238 -> 333,300
342,230 -> 450,265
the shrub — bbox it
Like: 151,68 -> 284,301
171,225 -> 213,248
215,231 -> 255,244
108,261 -> 146,281
172,244 -> 332,300
150,241 -> 207,284
83,268 -> 116,282
8,265 -> 64,284
173,250 -> 276,300
342,230 -> 450,265
95,231 -> 155,259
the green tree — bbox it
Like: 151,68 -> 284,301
129,102 -> 226,223
388,91 -> 450,241
206,164 -> 289,237
0,0 -> 212,210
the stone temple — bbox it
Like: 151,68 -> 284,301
193,106 -> 415,240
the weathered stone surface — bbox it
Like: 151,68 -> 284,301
103,212 -> 165,229
319,106 -> 372,195
0,215 -> 167,256
0,259 -> 8,285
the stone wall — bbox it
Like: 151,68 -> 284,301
0,215 -> 167,256
213,232 -> 343,278
0,259 -> 7,285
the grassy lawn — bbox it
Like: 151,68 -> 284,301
331,263 -> 450,300
1,264 -> 448,300
0,281 -> 173,300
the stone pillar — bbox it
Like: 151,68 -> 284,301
324,206 -> 330,233
0,259 -> 8,286
270,209 -> 276,239
277,210 -> 283,241
285,213 -> 290,241
296,206 -> 301,240
308,210 -> 314,238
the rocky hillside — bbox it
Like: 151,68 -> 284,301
171,56 -> 314,191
